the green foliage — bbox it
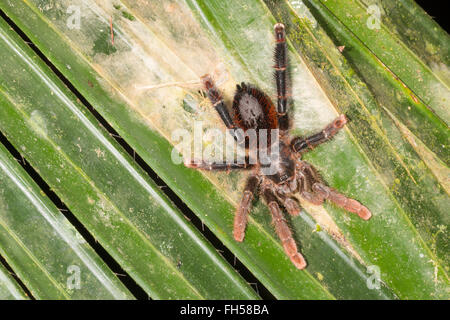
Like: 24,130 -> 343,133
0,0 -> 448,299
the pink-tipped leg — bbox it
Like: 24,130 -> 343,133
267,201 -> 307,269
233,175 -> 260,242
234,191 -> 252,242
300,191 -> 324,205
283,197 -> 301,216
297,168 -> 325,205
291,114 -> 348,154
263,188 -> 307,269
312,183 -> 372,220
184,159 -> 251,171
333,114 -> 347,130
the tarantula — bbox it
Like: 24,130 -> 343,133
185,23 -> 371,269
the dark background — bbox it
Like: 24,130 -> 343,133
416,1 -> 448,33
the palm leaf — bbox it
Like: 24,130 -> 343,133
0,0 -> 448,299
0,140 -> 132,299
0,11 -> 256,300
0,260 -> 28,300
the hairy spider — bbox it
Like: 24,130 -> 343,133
185,23 -> 371,269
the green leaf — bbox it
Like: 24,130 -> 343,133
0,141 -> 132,299
0,0 -> 336,300
186,0 -> 448,299
375,0 -> 450,69
0,261 -> 28,300
0,0 -> 448,299
321,0 -> 450,124
302,0 -> 449,166
0,14 -> 257,300
278,0 -> 450,270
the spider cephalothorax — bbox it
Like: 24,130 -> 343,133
186,23 -> 371,269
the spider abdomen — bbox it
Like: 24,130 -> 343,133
232,83 -> 278,131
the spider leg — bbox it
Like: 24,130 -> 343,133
234,175 -> 260,241
273,23 -> 289,131
201,74 -> 244,142
291,115 -> 347,154
184,160 -> 253,171
262,187 -> 307,269
277,193 -> 302,216
312,183 -> 372,220
296,163 -> 324,205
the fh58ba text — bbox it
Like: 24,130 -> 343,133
224,304 -> 269,315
